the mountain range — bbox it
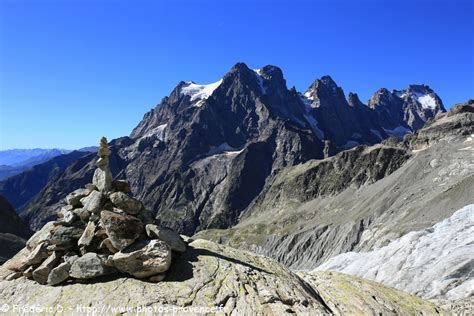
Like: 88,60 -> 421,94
1,63 -> 472,311
2,63 -> 445,233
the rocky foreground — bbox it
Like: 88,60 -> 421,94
0,239 -> 443,315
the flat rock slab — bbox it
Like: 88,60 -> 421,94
0,239 -> 443,315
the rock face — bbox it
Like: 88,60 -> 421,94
13,63 -> 445,236
0,239 -> 442,315
2,139 -> 186,285
195,105 -> 474,293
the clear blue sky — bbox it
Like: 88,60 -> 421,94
1,0 -> 472,150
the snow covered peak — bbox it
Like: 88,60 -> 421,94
181,79 -> 223,107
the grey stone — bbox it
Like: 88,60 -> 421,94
23,266 -> 34,279
77,221 -> 96,247
93,167 -> 112,192
66,188 -> 89,207
111,180 -> 131,193
32,252 -> 60,284
80,190 -> 104,214
99,238 -> 118,254
145,224 -> 186,253
26,221 -> 55,250
69,253 -> 115,279
49,225 -> 84,247
73,208 -> 90,222
100,210 -> 143,251
47,261 -> 72,285
24,242 -> 49,267
112,239 -> 171,278
109,192 -> 142,215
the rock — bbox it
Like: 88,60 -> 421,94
47,261 -> 72,286
109,192 -> 142,215
80,190 -> 104,214
23,266 -> 34,279
66,188 -> 89,207
2,247 -> 30,272
99,238 -> 119,254
0,239 -> 442,315
62,210 -> 77,225
47,255 -> 79,286
100,210 -> 143,250
26,221 -> 55,250
85,183 -> 98,192
57,205 -> 73,218
49,225 -> 84,247
24,242 -> 49,268
73,208 -> 90,221
93,168 -> 113,192
94,229 -> 107,238
77,221 -> 96,247
92,137 -> 113,192
112,239 -> 171,278
112,180 -> 131,193
145,224 -> 186,253
149,273 -> 166,283
32,252 -> 60,284
5,271 -> 22,281
69,253 -> 115,279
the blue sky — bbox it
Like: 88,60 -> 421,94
1,0 -> 472,150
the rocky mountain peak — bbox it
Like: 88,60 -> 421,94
303,75 -> 347,108
347,92 -> 364,107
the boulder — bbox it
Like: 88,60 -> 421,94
32,251 -> 60,284
93,168 -> 112,192
112,239 -> 171,278
66,188 -> 89,207
49,225 -> 84,247
26,221 -> 55,250
112,180 -> 131,193
73,208 -> 90,222
80,190 -> 104,214
47,255 -> 79,286
69,253 -> 115,279
100,210 -> 143,250
146,224 -> 186,253
24,242 -> 49,268
78,221 -> 96,247
47,262 -> 71,286
109,192 -> 142,215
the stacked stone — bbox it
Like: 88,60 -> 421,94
4,137 -> 186,285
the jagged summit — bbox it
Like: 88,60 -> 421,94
12,63 -> 447,238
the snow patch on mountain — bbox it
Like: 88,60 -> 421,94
142,123 -> 167,141
253,69 -> 267,94
181,80 -> 223,107
314,204 -> 474,299
417,94 -> 438,110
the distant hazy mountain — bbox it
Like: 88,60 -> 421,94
0,147 -> 96,180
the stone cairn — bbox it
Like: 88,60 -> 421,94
4,137 -> 186,285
